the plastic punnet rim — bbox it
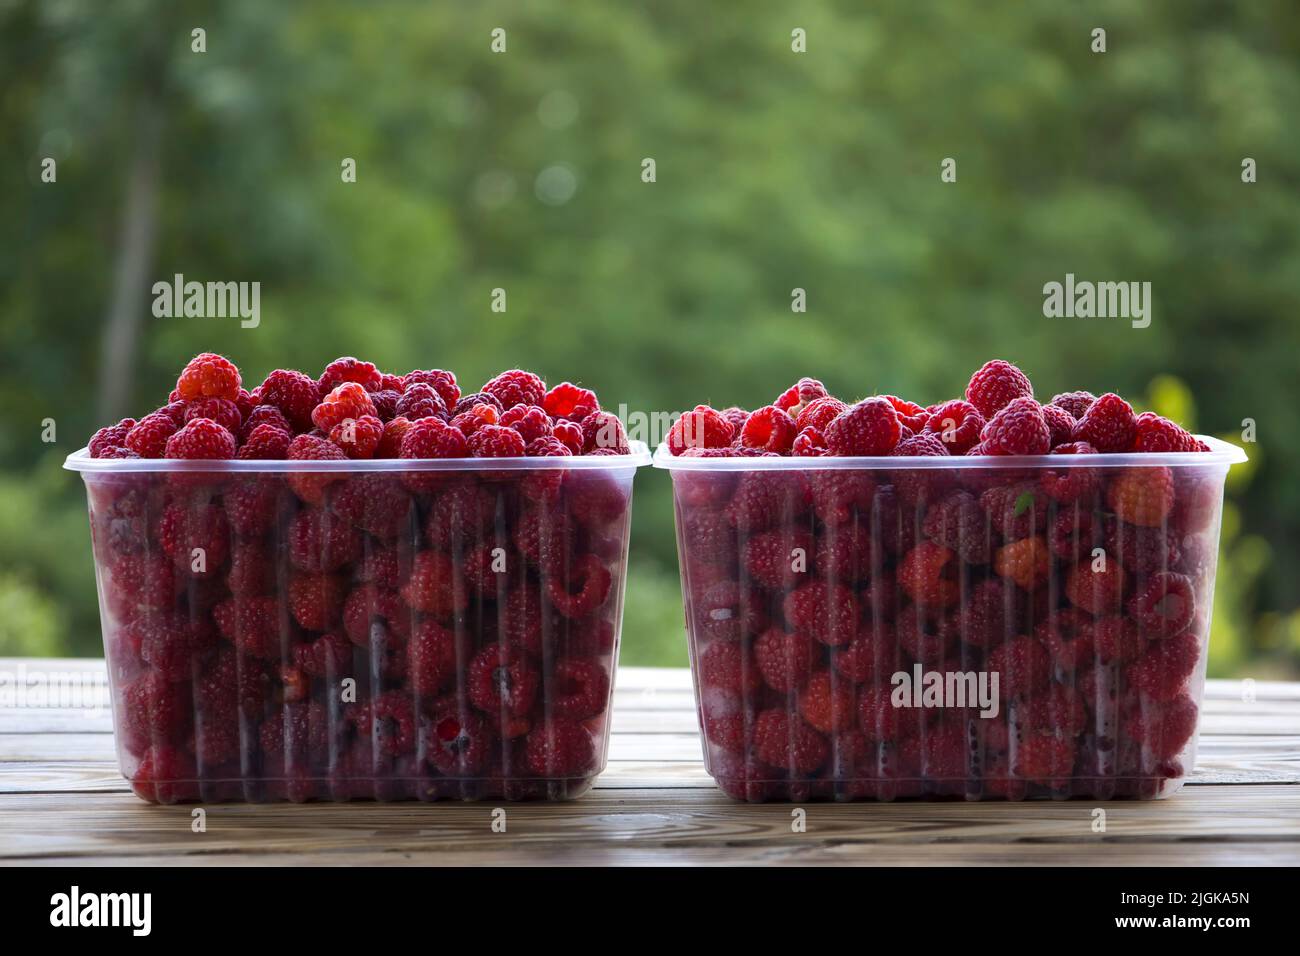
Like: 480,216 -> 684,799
652,435 -> 1247,471
65,440 -> 652,473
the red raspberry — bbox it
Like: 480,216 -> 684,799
903,722 -> 969,780
394,382 -> 449,421
753,627 -> 817,692
726,471 -> 811,530
979,482 -> 1047,540
775,377 -> 829,416
287,507 -> 362,573
158,502 -> 230,571
668,405 -> 735,455
1036,607 -> 1096,671
547,554 -> 612,618
237,423 -> 291,460
702,711 -> 755,753
287,572 -> 347,630
580,410 -> 630,453
1041,402 -> 1076,447
1040,441 -> 1100,503
451,403 -> 500,439
791,426 -> 827,456
1103,516 -> 1179,573
106,551 -> 176,616
124,411 -> 179,458
312,382 -> 377,432
806,471 -> 875,525
691,580 -> 769,642
183,397 -> 241,435
425,708 -> 493,776
400,417 -> 468,458
222,477 -> 280,536
831,623 -> 891,682
922,490 -> 992,564
452,391 -> 503,416
328,474 -> 412,538
1072,392 -> 1137,452
823,398 -> 901,456
548,657 -> 610,720
1122,693 -> 1198,762
924,399 -> 984,455
131,744 -> 198,803
317,356 -> 382,395
1133,412 -> 1198,453
1106,466 -> 1174,527
293,631 -> 352,678
1065,557 -> 1127,614
524,719 -> 596,777
212,596 -> 281,658
176,352 -> 241,402
1091,615 -> 1145,664
899,540 -> 960,607
500,403 -> 553,443
797,671 -> 857,733
159,400 -> 188,425
985,636 -> 1052,699
240,404 -> 291,441
468,423 -> 526,457
1126,630 -> 1200,703
192,718 -> 241,767
403,369 -> 460,410
543,381 -> 599,421
258,369 -> 319,431
328,414 -> 383,459
1049,390 -> 1096,420
892,431 -> 948,459
368,388 -> 401,421
351,691 -> 416,756
1127,571 -> 1195,638
342,586 -> 410,645
794,396 -> 847,433
1020,684 -> 1088,737
483,369 -> 546,409
753,709 -> 828,774
700,640 -> 762,695
884,395 -> 930,433
122,670 -> 192,752
740,404 -> 797,453
940,578 -> 1016,647
164,417 -> 237,460
468,644 -> 540,716
896,605 -> 954,665
402,551 -> 468,617
1014,736 -> 1076,783
980,397 -> 1050,455
285,434 -> 349,505
783,581 -> 860,645
128,610 -> 211,681
226,541 -> 273,595
742,528 -> 814,589
965,359 -> 1034,418
89,418 -> 137,457
376,417 -> 414,458
407,619 -> 458,695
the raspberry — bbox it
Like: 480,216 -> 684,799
368,388 -> 401,421
452,391 -> 503,416
980,398 -> 1050,455
293,631 -> 352,678
258,369 -> 319,431
285,433 -> 348,505
192,718 -> 241,767
288,572 -> 347,630
896,605 -> 953,665
223,476 -> 280,536
543,381 -> 599,421
1014,736 -> 1076,783
797,670 -> 857,733
1049,390 -> 1096,420
128,610 -> 210,681
328,414 -> 383,458
884,395 -> 930,433
524,719 -> 596,777
548,657 -> 610,720
226,542 -> 272,595
823,398 -> 901,456
399,416 -> 468,459
742,527 -> 813,589
904,722 -> 969,780
754,627 -> 817,691
353,691 -> 417,757
107,551 -> 176,615
237,423 -> 291,460
1047,508 -> 1099,562
451,403 -> 500,439
993,538 -> 1045,590
89,418 -> 137,457
425,708 -> 493,776
830,623 -> 891,682
1091,615 -> 1145,664
547,554 -> 612,618
342,586 -> 411,646
403,369 -> 460,410
312,382 -> 377,432
1064,557 -> 1127,614
124,411 -> 179,458
773,377 -> 827,415
468,644 -> 540,716
1041,402 -> 1076,447
892,431 -> 948,458
394,382 -> 449,421
131,744 -> 199,803
1040,441 -> 1100,503
468,423 -> 526,457
482,369 -> 545,409
700,640 -> 762,694
1122,693 -> 1198,762
1106,467 -> 1174,527
376,417 -> 414,458
702,710 -> 755,753
1127,571 -> 1195,638
922,490 -> 992,564
668,405 -> 734,455
1126,630 -> 1200,703
1133,412 -> 1198,453
407,619 -> 458,695
122,670 -> 192,752
176,353 -> 241,402
94,446 -> 140,460
164,417 -> 237,460
183,397 -> 242,435
317,356 -> 382,395
857,684 -> 920,743
1036,607 -> 1096,671
552,420 -> 584,454
740,404 -> 797,453
1020,684 -> 1088,737
898,541 -> 959,607
160,400 -> 189,426
1072,392 -> 1137,452
287,507 -> 363,573
791,396 -> 843,434
402,551 -> 468,617
1103,516 -> 1178,573
753,709 -> 828,774
691,581 -> 769,642
807,470 -> 876,525
158,502 -> 230,572
813,524 -> 873,582
793,434 -> 825,461
979,482 -> 1047,540
328,473 -> 413,538
580,410 -> 630,453
923,399 -> 984,455
940,578 -> 1016,647
725,471 -> 812,531
783,580 -> 860,645
212,596 -> 282,658
239,404 -> 291,442
965,359 -> 1034,418
500,403 -> 553,443
985,636 -> 1052,700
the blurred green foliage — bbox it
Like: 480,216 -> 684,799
1,1 -> 1297,674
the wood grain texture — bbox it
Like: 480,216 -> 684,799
1,661 -> 1297,866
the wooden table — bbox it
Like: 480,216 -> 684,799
2,659 -> 1297,865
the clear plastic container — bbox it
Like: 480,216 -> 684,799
66,443 -> 650,803
655,437 -> 1247,801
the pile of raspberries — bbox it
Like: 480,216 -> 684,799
84,355 -> 631,802
673,361 -> 1218,800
